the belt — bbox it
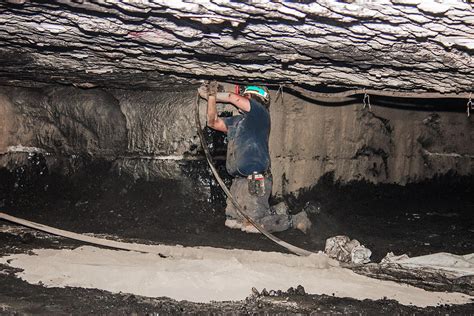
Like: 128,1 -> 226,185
245,170 -> 272,179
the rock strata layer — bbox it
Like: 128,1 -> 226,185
0,1 -> 473,93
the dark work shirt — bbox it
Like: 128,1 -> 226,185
223,98 -> 270,177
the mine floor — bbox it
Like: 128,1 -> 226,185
0,161 -> 473,314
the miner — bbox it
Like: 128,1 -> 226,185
199,82 -> 311,234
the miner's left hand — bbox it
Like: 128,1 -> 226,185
198,85 -> 208,100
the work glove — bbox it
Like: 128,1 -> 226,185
198,84 -> 209,100
207,80 -> 218,97
198,81 -> 221,99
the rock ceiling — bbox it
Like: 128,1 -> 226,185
0,0 -> 473,93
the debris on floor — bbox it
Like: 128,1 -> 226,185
381,251 -> 474,277
325,235 -> 372,264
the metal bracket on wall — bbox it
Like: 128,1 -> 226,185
467,93 -> 473,117
362,90 -> 371,111
275,84 -> 284,104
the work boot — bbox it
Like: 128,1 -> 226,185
270,201 -> 289,216
292,211 -> 312,234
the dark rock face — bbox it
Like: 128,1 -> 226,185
0,85 -> 203,180
45,87 -> 127,155
0,85 -> 472,195
0,86 -> 127,156
110,88 -> 202,180
270,91 -> 473,194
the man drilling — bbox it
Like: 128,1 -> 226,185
199,81 -> 311,234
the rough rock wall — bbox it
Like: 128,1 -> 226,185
0,85 -> 472,195
111,89 -> 203,179
0,86 -> 127,156
269,92 -> 473,195
0,93 -> 15,151
113,89 -> 199,154
0,85 -> 203,179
